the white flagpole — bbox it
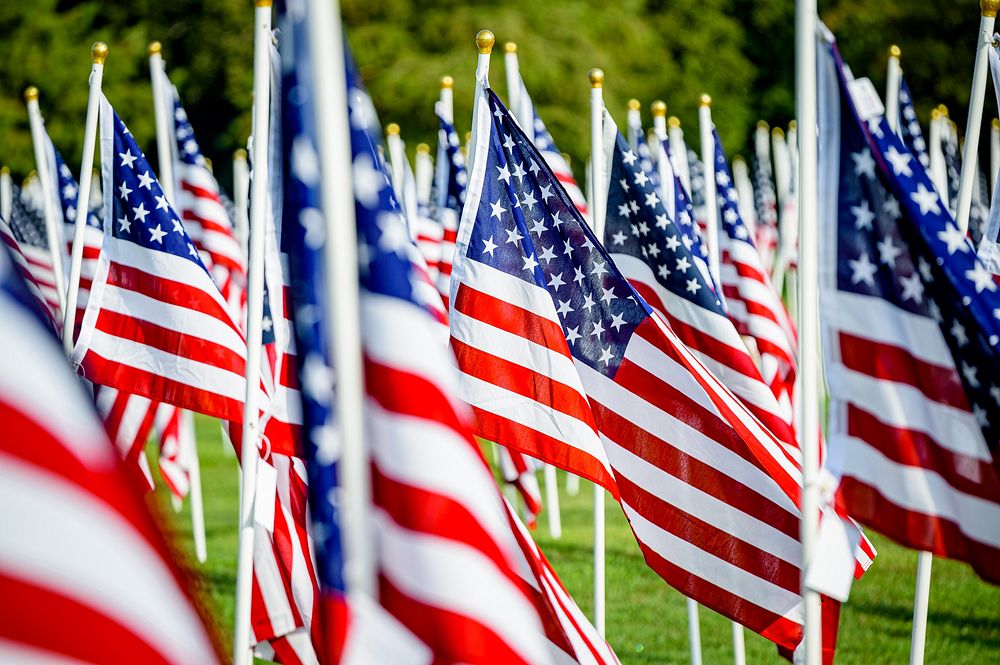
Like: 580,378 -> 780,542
64,42 -> 108,355
468,31 -> 494,177
651,100 -> 668,181
232,3 -> 272,662
886,45 -> 903,136
184,410 -> 208,562
733,156 -> 756,238
0,166 -> 11,221
796,0 -> 822,662
308,0 -> 376,601
589,66 -> 607,638
504,42 -> 522,129
627,99 -> 641,152
772,127 -> 790,213
697,95 -> 721,290
991,119 -> 1000,193
233,148 -> 250,260
669,116 -> 692,197
415,143 -> 433,208
440,75 -> 454,124
956,0 -> 999,234
929,109 -> 949,201
909,552 -> 934,665
24,87 -> 67,315
385,123 -> 407,203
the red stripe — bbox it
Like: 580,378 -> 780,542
839,332 -> 970,411
181,180 -> 224,206
836,477 -> 1000,584
453,283 -> 572,360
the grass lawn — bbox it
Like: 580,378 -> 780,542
153,417 -> 1000,664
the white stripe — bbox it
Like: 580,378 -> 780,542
272,455 -> 318,634
457,254 -> 562,328
0,453 -> 217,663
376,510 -> 551,665
830,434 -> 1000,548
0,639 -> 90,665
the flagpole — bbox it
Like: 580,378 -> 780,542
24,86 -> 67,316
148,42 -> 175,203
909,551 -> 934,665
307,0 -> 376,601
929,108 -> 949,201
233,148 -> 250,259
796,0 -> 822,661
669,116 -> 692,196
772,127 -> 790,215
440,75 -> 454,124
415,142 -> 433,208
733,157 -> 756,238
697,95 -> 721,290
589,66 -> 607,638
651,100 -> 669,185
184,410 -> 208,562
991,119 -> 1000,194
64,42 -> 108,355
232,3 -> 273,662
504,42 -> 522,129
0,166 -> 11,221
468,31 -> 494,177
627,99 -> 641,152
885,45 -> 902,136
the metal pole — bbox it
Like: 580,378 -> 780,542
909,551 -> 934,665
627,99 -> 641,152
991,118 -> 1000,193
233,148 -> 250,260
0,166 -> 11,221
698,95 -> 721,289
148,42 -> 176,203
504,42 -> 522,129
184,410 -> 208,563
669,116 -> 692,196
63,42 -> 107,355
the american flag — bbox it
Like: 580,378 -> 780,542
602,116 -> 798,454
169,82 -> 248,316
154,405 -> 193,504
72,96 -> 251,423
753,125 -> 780,273
1,186 -> 61,323
498,446 -> 544,527
433,110 -> 467,310
819,39 -> 1000,583
714,128 -> 799,420
897,75 -> 930,169
521,89 -> 589,219
0,244 -> 222,664
453,87 -> 852,659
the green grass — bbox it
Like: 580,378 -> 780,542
155,417 -> 1000,663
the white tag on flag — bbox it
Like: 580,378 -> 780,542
254,457 -> 277,532
804,510 -> 861,602
848,77 -> 885,122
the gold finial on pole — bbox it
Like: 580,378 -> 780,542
889,44 -> 901,58
668,116 -> 681,128
937,104 -> 949,117
931,108 -> 942,121
476,30 -> 495,55
505,42 -> 517,53
651,100 -> 667,118
92,41 -> 109,65
24,86 -> 39,102
993,118 -> 1000,130
789,120 -> 798,131
772,127 -> 785,139
255,0 -> 273,6
628,98 -> 641,111
441,75 -> 454,89
983,0 -> 1000,17
589,68 -> 605,88
416,143 -> 430,154
699,93 -> 712,107
234,148 -> 248,160
148,41 -> 162,56
757,120 -> 769,130
386,123 -> 400,136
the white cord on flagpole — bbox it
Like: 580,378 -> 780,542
956,1 -> 998,234
184,410 -> 208,563
669,116 -> 692,197
886,45 -> 903,136
697,95 -> 722,291
231,4 -> 272,663
25,88 -> 67,316
233,148 -> 250,260
64,42 -> 107,356
0,166 -> 11,221
588,66 -> 607,638
796,0 -> 822,663
909,551 -> 934,665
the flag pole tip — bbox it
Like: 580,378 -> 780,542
983,0 -> 999,17
0,166 -> 8,176
651,100 -> 667,117
931,108 -> 942,120
628,98 -> 641,111
668,115 -> 681,128
937,104 -> 949,117
23,86 -> 38,102
589,68 -> 605,88
756,120 -> 769,130
788,120 -> 797,131
993,118 -> 1000,130
476,30 -> 495,54
772,127 -> 785,139
504,42 -> 517,53
441,75 -> 454,89
91,42 -> 109,65
699,93 -> 712,107
234,148 -> 248,160
889,44 -> 901,58
148,41 -> 162,56
255,0 -> 273,6
386,123 -> 400,136
416,142 -> 430,154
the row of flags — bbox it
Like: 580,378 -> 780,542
2,6 -> 999,665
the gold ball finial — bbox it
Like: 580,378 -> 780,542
589,68 -> 605,88
476,30 -> 495,54
24,86 -> 39,102
668,116 -> 681,128
937,104 -> 949,117
983,0 -> 1000,17
92,41 -> 109,65
441,75 -> 454,90
416,143 -> 430,154
386,123 -> 400,136
504,42 -> 517,54
255,0 -> 273,6
148,41 -> 162,56
757,120 -> 769,130
699,94 -> 712,107
234,148 -> 248,160
628,98 -> 641,111
993,118 -> 1000,130
772,127 -> 785,139
889,44 -> 901,58
788,120 -> 797,131
931,108 -> 942,120
651,100 -> 667,118
1,166 -> 9,176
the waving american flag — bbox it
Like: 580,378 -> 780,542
819,38 -> 1000,583
433,110 -> 467,311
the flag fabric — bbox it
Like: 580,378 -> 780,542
1,187 -> 61,323
72,97 -> 251,422
713,128 -> 799,418
818,37 -> 1000,583
169,82 -> 248,316
433,110 -> 467,310
498,446 -> 544,528
753,130 -> 780,273
155,405 -> 192,503
897,75 -> 930,169
0,243 -> 222,664
453,86 -> 851,659
602,117 -> 798,454
522,94 -> 589,219
93,386 -> 158,491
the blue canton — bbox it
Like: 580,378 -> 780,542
713,128 -> 762,259
897,76 -> 930,169
465,90 -> 650,377
434,111 -> 467,217
171,93 -> 208,168
53,146 -> 102,229
659,134 -> 711,267
605,130 -> 723,313
830,42 -> 1000,453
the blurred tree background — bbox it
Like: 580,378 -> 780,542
0,0 -> 994,188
